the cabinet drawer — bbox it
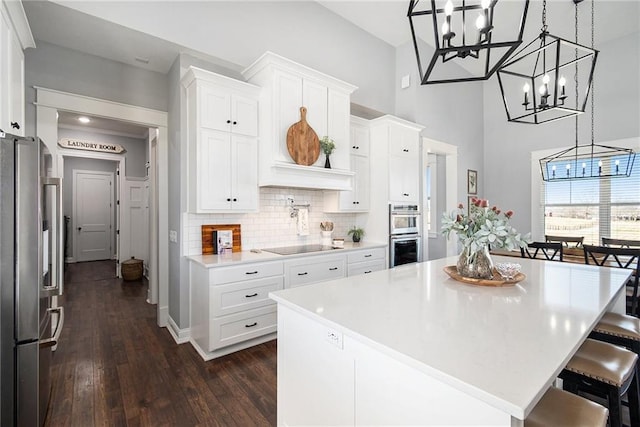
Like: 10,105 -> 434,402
288,256 -> 346,288
347,248 -> 386,264
209,305 -> 277,351
347,259 -> 386,277
210,261 -> 284,285
211,276 -> 283,317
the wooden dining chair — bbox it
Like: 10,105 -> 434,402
520,242 -> 563,261
602,237 -> 640,249
583,245 -> 640,316
545,235 -> 584,248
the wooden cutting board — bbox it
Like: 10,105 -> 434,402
286,106 -> 320,166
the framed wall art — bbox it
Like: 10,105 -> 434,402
467,169 -> 477,194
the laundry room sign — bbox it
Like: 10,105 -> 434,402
58,138 -> 126,154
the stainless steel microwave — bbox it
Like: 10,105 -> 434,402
389,204 -> 421,235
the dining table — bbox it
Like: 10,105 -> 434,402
270,255 -> 632,426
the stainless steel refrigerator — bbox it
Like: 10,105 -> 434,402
1,131 -> 64,426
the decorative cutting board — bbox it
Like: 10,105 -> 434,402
201,224 -> 242,255
286,106 -> 320,166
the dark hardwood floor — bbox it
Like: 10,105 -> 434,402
45,260 -> 277,426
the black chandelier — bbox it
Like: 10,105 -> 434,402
497,0 -> 597,124
408,0 -> 530,84
539,0 -> 635,181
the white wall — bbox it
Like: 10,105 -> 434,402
48,1 -> 396,114
482,29 -> 640,234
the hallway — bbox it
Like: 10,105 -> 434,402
46,261 -> 277,426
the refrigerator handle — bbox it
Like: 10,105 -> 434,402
42,177 -> 63,297
39,307 -> 64,349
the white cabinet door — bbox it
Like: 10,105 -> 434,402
338,154 -> 369,211
0,10 -> 9,133
198,129 -> 232,210
350,121 -> 370,157
231,94 -> 258,137
200,84 -> 231,132
231,135 -> 258,211
389,155 -> 419,204
8,34 -> 23,135
327,89 -> 350,170
389,125 -> 419,158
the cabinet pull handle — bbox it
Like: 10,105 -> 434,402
352,201 -> 356,204
245,271 -> 259,275
233,198 -> 237,202
352,145 -> 356,149
226,120 -> 231,124
403,148 -> 409,152
364,270 -> 372,274
297,272 -> 308,276
227,198 -> 231,201
11,121 -> 20,130
233,121 -> 237,125
364,254 -> 372,258
329,267 -> 338,271
403,193 -> 409,197
245,322 -> 258,328
245,293 -> 258,298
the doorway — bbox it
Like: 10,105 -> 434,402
72,169 -> 115,262
35,86 -> 169,328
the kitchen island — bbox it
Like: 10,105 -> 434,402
269,255 -> 631,426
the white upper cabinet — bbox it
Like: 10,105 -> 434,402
242,52 -> 357,191
0,1 -> 34,136
324,116 -> 371,212
182,67 -> 260,213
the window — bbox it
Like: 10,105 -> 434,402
542,156 -> 640,245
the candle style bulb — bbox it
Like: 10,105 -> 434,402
598,160 -> 603,175
615,160 -> 620,174
475,14 -> 485,29
582,162 -> 586,175
523,83 -> 530,93
552,165 -> 556,178
445,0 -> 454,16
523,83 -> 530,105
566,164 -> 571,177
542,74 -> 550,84
559,76 -> 566,97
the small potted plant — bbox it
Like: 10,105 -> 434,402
319,136 -> 335,169
347,226 -> 365,243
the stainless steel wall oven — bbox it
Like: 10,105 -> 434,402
389,204 -> 422,267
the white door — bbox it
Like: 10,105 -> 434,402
121,177 -> 149,269
74,170 -> 114,262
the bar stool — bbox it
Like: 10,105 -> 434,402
559,338 -> 640,427
591,312 -> 640,356
525,386 -> 608,427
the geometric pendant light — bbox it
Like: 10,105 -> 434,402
497,0 -> 598,124
539,0 -> 635,181
408,0 -> 530,84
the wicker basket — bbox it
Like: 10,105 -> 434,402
121,257 -> 143,281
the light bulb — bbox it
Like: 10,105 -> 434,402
442,21 -> 449,34
445,0 -> 454,16
481,0 -> 491,9
475,14 -> 485,29
566,164 -> 571,169
582,162 -> 586,168
559,76 -> 566,87
615,160 -> 620,166
523,83 -> 530,93
542,74 -> 550,84
78,116 -> 91,124
539,85 -> 546,95
552,165 -> 556,171
598,160 -> 603,167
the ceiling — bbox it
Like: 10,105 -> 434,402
57,111 -> 150,139
21,0 -> 639,135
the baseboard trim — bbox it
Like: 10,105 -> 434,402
158,305 -> 169,327
65,257 -> 75,263
189,333 -> 277,361
166,315 -> 190,344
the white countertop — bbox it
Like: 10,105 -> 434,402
269,255 -> 631,419
187,241 -> 387,268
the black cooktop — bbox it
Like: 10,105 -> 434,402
262,244 -> 342,256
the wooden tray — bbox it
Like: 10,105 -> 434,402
286,106 -> 320,166
443,266 -> 525,287
201,224 -> 242,255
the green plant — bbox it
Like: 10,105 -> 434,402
347,226 -> 365,242
320,136 -> 336,155
441,197 -> 531,254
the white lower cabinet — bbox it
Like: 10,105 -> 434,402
285,254 -> 346,288
190,260 -> 284,360
347,247 -> 386,277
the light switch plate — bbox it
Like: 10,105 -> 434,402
169,230 -> 178,242
401,74 -> 411,89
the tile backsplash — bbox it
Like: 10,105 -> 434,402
184,187 -> 361,256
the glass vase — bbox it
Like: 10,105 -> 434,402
456,245 -> 494,280
324,154 -> 331,169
